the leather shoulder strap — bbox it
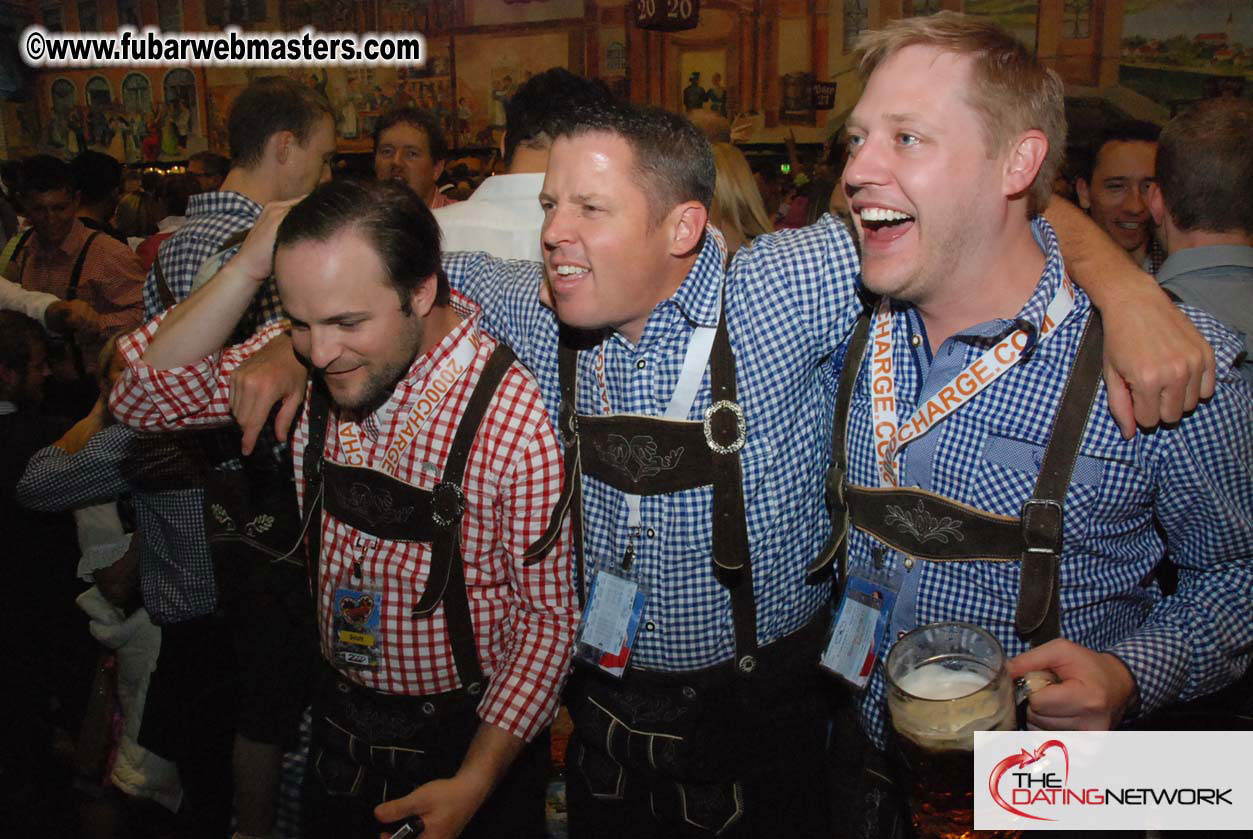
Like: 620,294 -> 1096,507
67,231 -> 100,301
807,308 -> 873,583
1017,311 -> 1106,645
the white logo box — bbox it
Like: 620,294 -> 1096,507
974,730 -> 1253,831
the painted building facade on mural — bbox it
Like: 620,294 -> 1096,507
0,0 -> 1247,161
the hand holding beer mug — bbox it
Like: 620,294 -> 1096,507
885,622 -> 1057,839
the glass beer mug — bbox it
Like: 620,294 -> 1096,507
885,622 -> 1057,839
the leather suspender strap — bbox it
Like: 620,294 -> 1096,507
410,342 -> 517,692
63,231 -> 100,379
555,337 -> 586,608
807,308 -> 873,583
66,231 -> 99,301
153,252 -> 176,311
303,379 -> 333,599
1016,311 -> 1105,646
706,307 -> 759,672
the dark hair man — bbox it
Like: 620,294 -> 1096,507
1076,119 -> 1164,272
112,178 -> 577,839
13,154 -> 143,394
203,47 -> 1217,839
70,150 -> 127,242
434,68 -> 613,261
1148,97 -> 1253,386
432,77 -> 1216,833
136,73 -> 337,839
187,150 -> 230,193
827,14 -> 1251,836
373,107 -> 457,208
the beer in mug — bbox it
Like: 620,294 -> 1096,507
885,622 -> 1053,839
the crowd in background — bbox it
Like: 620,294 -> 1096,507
0,57 -> 1249,839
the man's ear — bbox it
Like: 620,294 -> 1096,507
1074,176 -> 1092,211
1003,130 -> 1048,200
433,159 -> 446,182
667,202 -> 708,257
1146,181 -> 1166,227
271,130 -> 295,166
407,273 -> 440,319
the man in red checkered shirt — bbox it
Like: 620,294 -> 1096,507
110,178 -> 577,839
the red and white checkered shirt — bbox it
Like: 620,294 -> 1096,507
18,219 -> 144,333
112,294 -> 577,742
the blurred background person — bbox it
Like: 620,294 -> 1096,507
710,142 -> 773,258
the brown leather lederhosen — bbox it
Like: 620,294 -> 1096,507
303,341 -> 524,699
548,315 -> 833,836
297,341 -> 561,818
549,311 -> 758,670
818,306 -> 1106,839
812,306 -> 1106,647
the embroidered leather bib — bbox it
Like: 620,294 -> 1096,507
813,307 -> 1106,646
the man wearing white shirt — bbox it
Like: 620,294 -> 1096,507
433,69 -> 613,262
0,276 -> 102,336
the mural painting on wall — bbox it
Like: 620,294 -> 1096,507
1120,0 -> 1250,108
455,31 -> 570,146
964,0 -> 1039,46
204,43 -> 457,157
680,51 -> 728,116
37,70 -> 205,162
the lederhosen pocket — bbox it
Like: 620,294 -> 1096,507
567,677 -> 745,835
309,664 -> 479,803
567,616 -> 829,835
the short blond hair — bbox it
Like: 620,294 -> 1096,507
855,11 -> 1065,216
711,142 -> 773,247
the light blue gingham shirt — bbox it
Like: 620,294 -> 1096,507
842,219 -> 1253,747
445,217 -> 864,670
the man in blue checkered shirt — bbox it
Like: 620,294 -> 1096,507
825,14 -> 1252,838
430,78 -> 1225,831
222,85 -> 1218,839
140,75 -> 336,839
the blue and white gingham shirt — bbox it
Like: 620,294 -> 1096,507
843,219 -> 1253,747
16,424 -> 216,625
134,189 -> 279,621
144,190 -> 278,329
445,217 -> 864,670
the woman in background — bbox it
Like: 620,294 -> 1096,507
710,142 -> 774,259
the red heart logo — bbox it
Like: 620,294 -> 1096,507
988,739 -> 1069,821
338,594 -> 375,627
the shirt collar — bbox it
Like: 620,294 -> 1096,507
942,216 -> 1074,344
1156,245 -> 1253,286
400,290 -> 483,389
666,225 -> 727,329
186,190 -> 264,219
467,172 -> 545,203
39,218 -> 88,258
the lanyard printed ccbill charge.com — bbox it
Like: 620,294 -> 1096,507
334,330 -> 480,479
869,275 -> 1076,487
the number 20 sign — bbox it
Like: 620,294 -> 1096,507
636,0 -> 699,31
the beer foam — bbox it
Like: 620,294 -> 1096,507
896,662 -> 990,700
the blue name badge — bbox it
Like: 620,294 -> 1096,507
574,564 -> 648,679
820,568 -> 900,689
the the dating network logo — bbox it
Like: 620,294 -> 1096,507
988,739 -> 1070,821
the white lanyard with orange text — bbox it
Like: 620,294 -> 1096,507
334,330 -> 480,479
870,276 -> 1076,487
